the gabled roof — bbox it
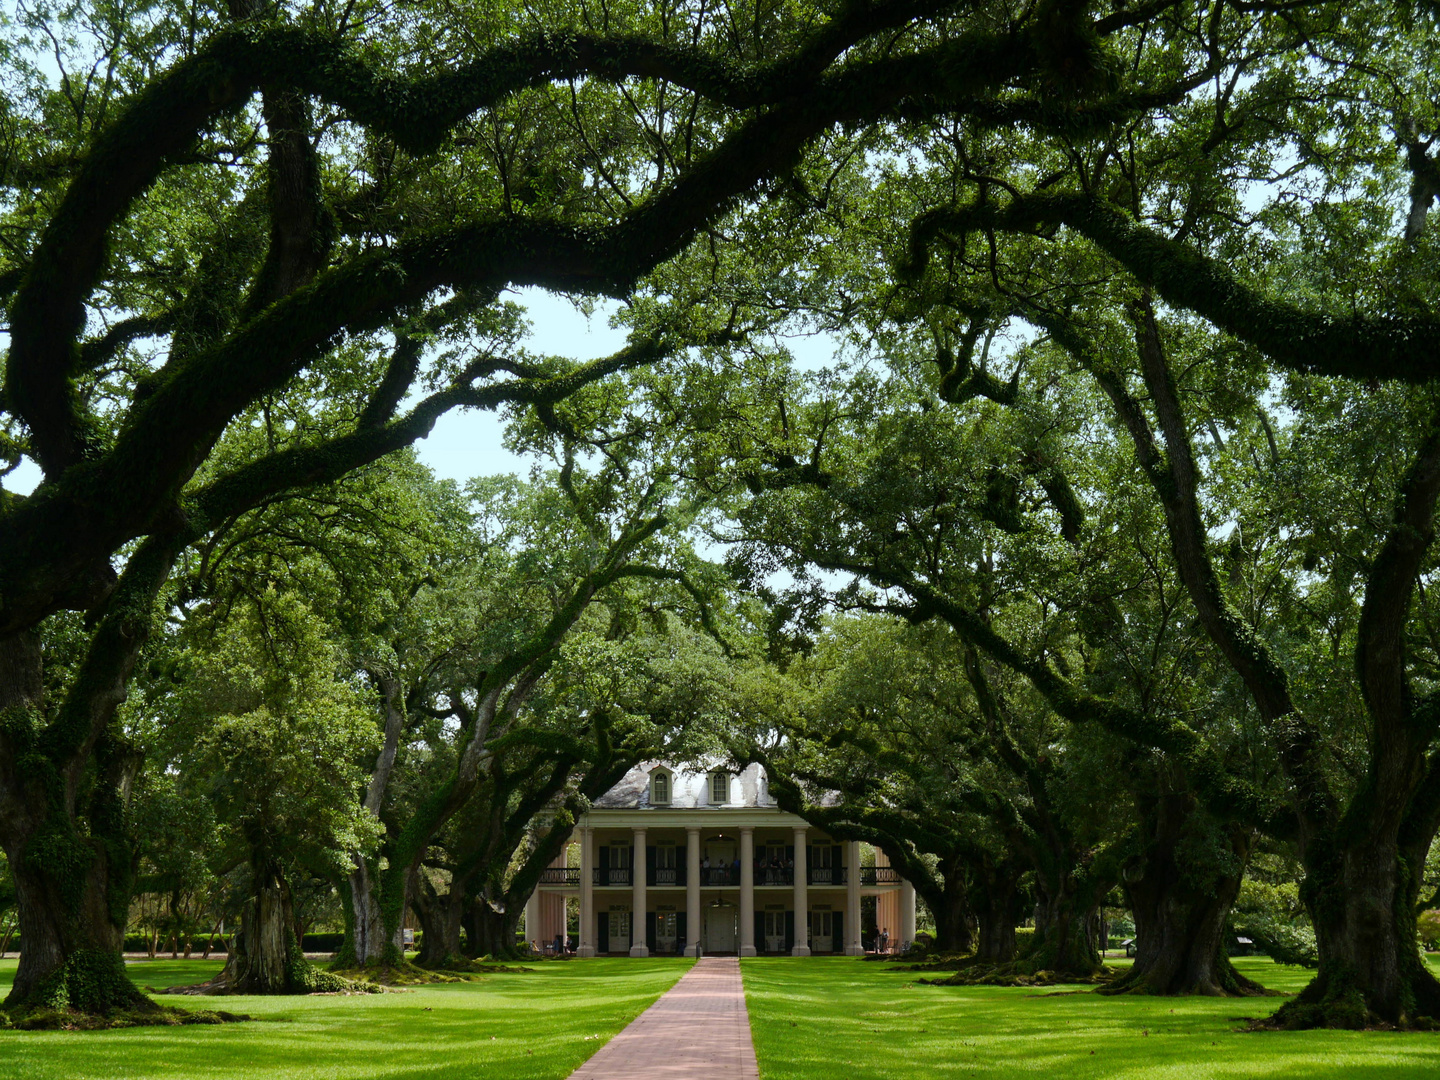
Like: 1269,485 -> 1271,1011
592,761 -> 774,809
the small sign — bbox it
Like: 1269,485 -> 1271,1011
402,928 -> 414,944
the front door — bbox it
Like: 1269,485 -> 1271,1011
811,910 -> 834,953
705,906 -> 737,953
763,910 -> 786,954
656,911 -> 678,953
608,910 -> 631,953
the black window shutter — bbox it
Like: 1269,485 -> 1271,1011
647,845 -> 657,886
785,910 -> 795,952
646,912 -> 657,953
598,911 -> 609,951
677,912 -> 687,954
834,911 -> 843,954
833,846 -> 842,881
754,912 -> 765,954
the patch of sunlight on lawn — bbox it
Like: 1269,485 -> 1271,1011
0,956 -> 692,1080
742,955 -> 1440,1080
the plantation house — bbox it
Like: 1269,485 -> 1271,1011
524,763 -> 916,956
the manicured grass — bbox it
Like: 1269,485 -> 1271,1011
0,955 -> 693,1080
743,956 -> 1440,1079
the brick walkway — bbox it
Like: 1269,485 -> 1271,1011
569,957 -> 760,1080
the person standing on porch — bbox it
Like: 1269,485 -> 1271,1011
878,927 -> 890,954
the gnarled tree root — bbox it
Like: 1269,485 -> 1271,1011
918,960 -> 1114,987
1250,964 -> 1440,1031
1098,955 -> 1277,997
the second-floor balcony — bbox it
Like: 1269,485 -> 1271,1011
592,867 -> 693,886
548,864 -> 894,888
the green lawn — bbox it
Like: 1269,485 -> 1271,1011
0,956 -> 693,1080
743,956 -> 1440,1080
7,953 -> 1440,1079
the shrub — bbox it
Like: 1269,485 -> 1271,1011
1419,910 -> 1440,951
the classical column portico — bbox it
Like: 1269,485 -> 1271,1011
630,826 -> 649,956
844,840 -> 863,955
739,827 -> 756,957
791,825 -> 810,955
685,826 -> 701,956
578,826 -> 596,957
900,876 -> 917,951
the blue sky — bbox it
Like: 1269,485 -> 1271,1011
2,287 -> 629,496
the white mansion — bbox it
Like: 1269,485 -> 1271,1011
523,762 -> 916,956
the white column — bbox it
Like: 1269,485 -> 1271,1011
845,840 -> 863,955
630,827 -> 649,956
577,826 -> 596,957
685,827 -> 701,956
739,827 -> 756,957
791,825 -> 810,956
900,877 -> 917,951
525,888 -> 541,949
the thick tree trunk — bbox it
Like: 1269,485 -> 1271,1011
1104,854 -> 1261,996
1028,883 -> 1102,976
223,859 -> 297,993
973,858 -> 1024,963
1104,790 -> 1265,997
930,859 -> 974,954
0,631 -> 150,1016
3,837 -> 150,1014
1276,830 -> 1440,1028
412,880 -> 465,968
467,897 -> 522,959
338,860 -> 402,967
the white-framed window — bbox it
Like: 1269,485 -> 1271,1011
710,771 -> 729,804
651,768 -> 671,805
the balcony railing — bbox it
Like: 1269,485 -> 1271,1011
572,865 -> 888,887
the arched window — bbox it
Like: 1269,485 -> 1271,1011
710,771 -> 729,804
651,769 -> 671,805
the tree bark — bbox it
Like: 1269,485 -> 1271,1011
339,859 -> 402,967
1274,825 -> 1440,1027
0,631 -> 151,1015
466,896 -> 523,959
1102,778 -> 1266,997
411,878 -> 465,968
222,857 -> 295,994
1028,879 -> 1103,977
973,856 -> 1023,963
3,834 -> 148,1013
929,853 -> 974,954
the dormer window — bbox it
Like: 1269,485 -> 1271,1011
710,771 -> 729,804
650,768 -> 672,805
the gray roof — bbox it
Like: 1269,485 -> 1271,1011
593,761 -> 775,809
